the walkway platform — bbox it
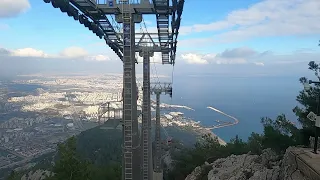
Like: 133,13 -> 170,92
289,148 -> 320,180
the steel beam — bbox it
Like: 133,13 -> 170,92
154,92 -> 161,173
69,0 -> 183,64
140,49 -> 153,180
97,4 -> 173,14
122,11 -> 140,180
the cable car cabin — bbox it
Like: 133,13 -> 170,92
166,88 -> 173,98
122,86 -> 139,100
167,137 -> 173,145
161,137 -> 173,145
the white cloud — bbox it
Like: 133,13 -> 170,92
180,47 -> 268,65
1,46 -> 315,68
87,55 -> 111,61
214,57 -> 247,65
181,53 -> 209,64
150,53 -> 163,63
11,48 -> 48,58
180,21 -> 231,35
1,46 -> 114,62
180,0 -> 320,42
136,52 -> 162,63
254,62 -> 265,66
0,48 -> 10,55
59,47 -> 88,58
0,0 -> 31,18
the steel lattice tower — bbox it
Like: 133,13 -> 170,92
140,48 -> 153,179
150,82 -> 172,179
43,0 -> 184,179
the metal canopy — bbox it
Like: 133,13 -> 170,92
67,0 -> 184,65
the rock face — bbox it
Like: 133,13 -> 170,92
185,166 -> 203,180
278,147 -> 310,180
186,148 -> 309,180
20,170 -> 52,180
207,149 -> 281,180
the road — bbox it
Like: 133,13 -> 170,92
0,148 -> 55,170
0,147 -> 25,159
207,106 -> 239,129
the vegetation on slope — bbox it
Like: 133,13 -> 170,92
44,128 -> 123,180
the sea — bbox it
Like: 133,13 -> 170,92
158,74 -> 303,142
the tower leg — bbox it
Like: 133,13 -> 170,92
122,14 -> 140,180
141,50 -> 153,180
154,92 -> 163,179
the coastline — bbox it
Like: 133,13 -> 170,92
203,127 -> 227,146
189,125 -> 227,146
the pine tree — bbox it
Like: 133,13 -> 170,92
47,136 -> 91,180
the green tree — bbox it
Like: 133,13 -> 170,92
166,134 -> 224,180
260,114 -> 301,153
226,135 -> 249,155
47,136 -> 91,180
293,61 -> 320,145
247,132 -> 263,155
6,171 -> 19,180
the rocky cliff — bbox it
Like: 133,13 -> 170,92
20,170 -> 52,180
185,147 -> 310,180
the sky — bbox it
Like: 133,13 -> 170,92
0,0 -> 320,78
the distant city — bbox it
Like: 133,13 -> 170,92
0,73 -> 222,170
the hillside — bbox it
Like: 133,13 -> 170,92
5,122 -> 195,180
4,126 -> 123,180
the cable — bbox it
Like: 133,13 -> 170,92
140,15 -> 162,87
140,11 -> 175,100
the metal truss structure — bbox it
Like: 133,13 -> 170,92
98,100 -> 122,126
150,82 -> 172,179
43,0 -> 184,179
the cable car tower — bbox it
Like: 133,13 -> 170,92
42,0 -> 184,180
150,82 -> 172,179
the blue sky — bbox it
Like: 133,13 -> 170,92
0,0 -> 320,77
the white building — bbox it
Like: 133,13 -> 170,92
164,114 -> 173,120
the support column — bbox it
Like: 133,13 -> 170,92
154,92 -> 163,180
141,49 -> 153,180
107,102 -> 110,121
122,13 -> 140,180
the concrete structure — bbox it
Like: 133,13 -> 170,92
43,0 -> 184,179
288,148 -> 320,180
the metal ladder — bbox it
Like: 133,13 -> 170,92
142,50 -> 150,180
154,91 -> 161,172
122,0 -> 133,180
